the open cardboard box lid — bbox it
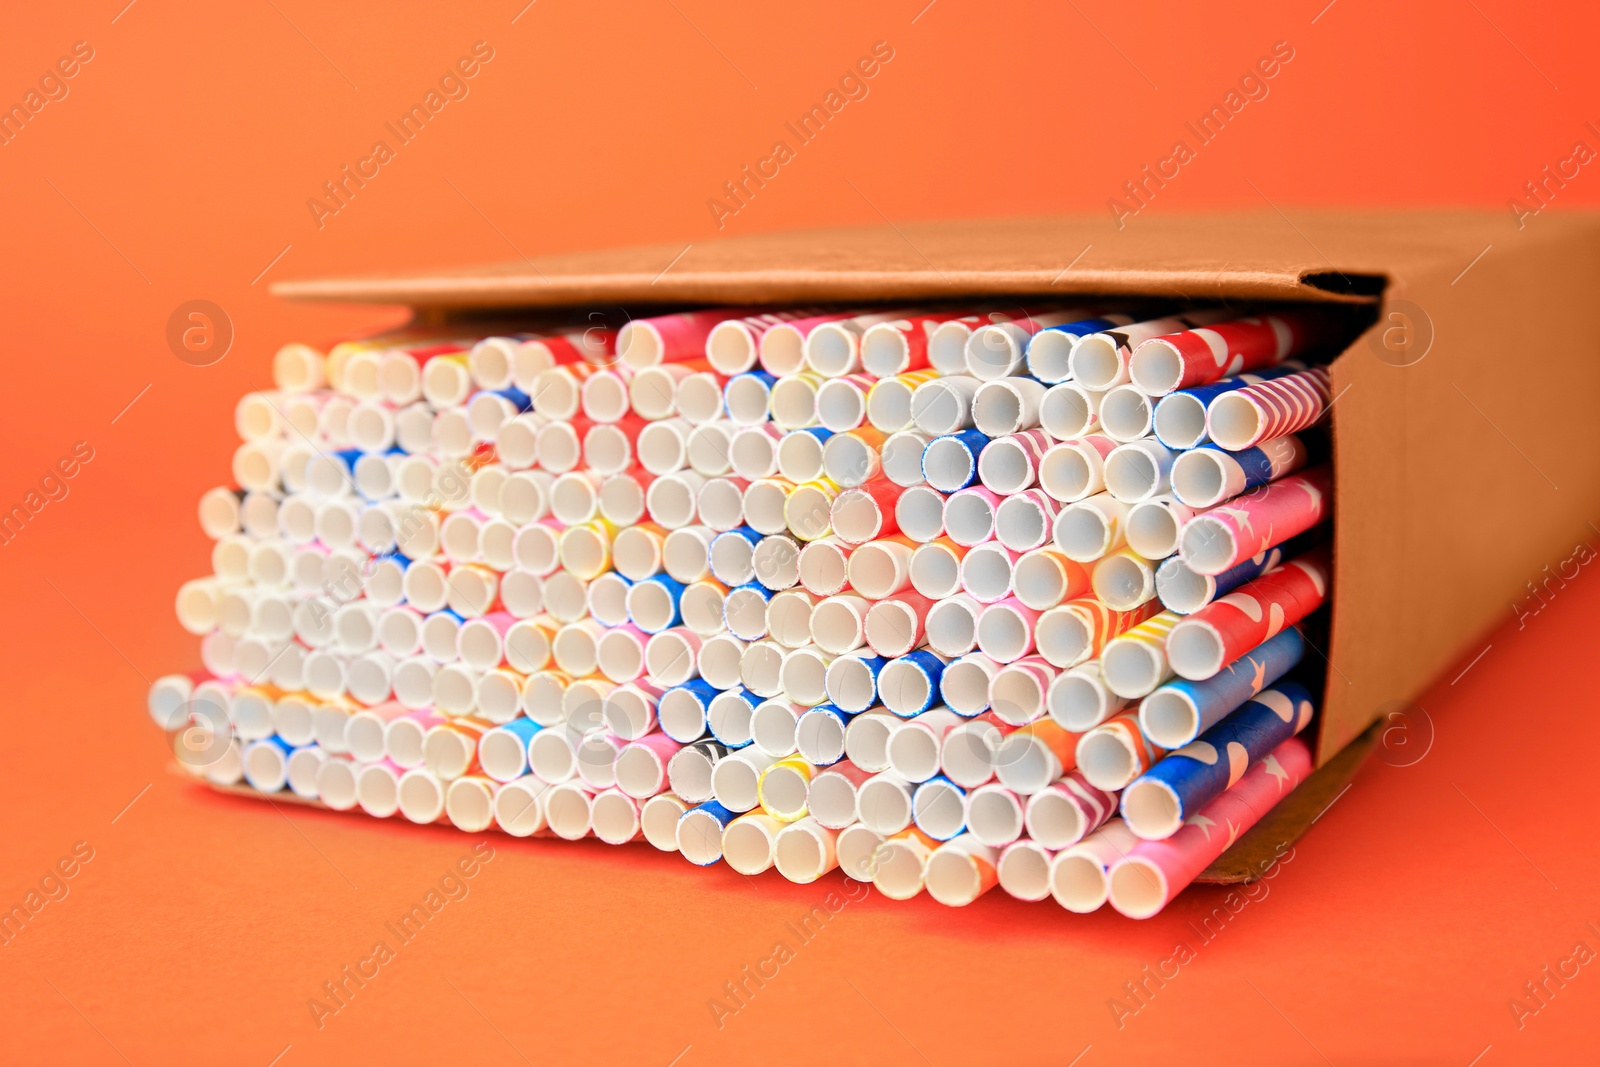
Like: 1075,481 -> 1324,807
270,210 -> 1600,881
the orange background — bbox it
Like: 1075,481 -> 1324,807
3,1 -> 1599,1063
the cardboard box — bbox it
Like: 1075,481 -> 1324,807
271,210 -> 1600,879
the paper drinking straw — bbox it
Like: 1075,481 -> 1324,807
274,341 -> 326,393
894,485 -> 947,545
776,427 -> 829,485
724,583 -> 773,641
933,652 -> 994,718
1053,492 -> 1130,563
754,312 -> 855,376
860,312 -> 979,378
1168,436 -> 1310,511
870,827 -> 939,899
1125,497 -> 1205,561
925,594 -> 981,658
966,310 -> 1096,381
976,429 -> 1051,496
741,479 -> 793,537
824,653 -> 888,714
313,755 -> 359,810
1178,466 -> 1332,575
845,538 -> 915,600
816,375 -> 877,433
1095,384 -> 1153,445
707,687 -> 760,748
995,719 -> 1080,795
1150,362 -> 1308,450
773,817 -> 839,883
976,598 -> 1040,664
784,479 -> 840,542
591,789 -> 644,845
942,486 -> 1000,548
1140,628 -> 1306,748
884,707 -> 965,783
866,371 -> 939,437
795,704 -> 853,766
243,737 -> 293,794
769,372 -> 824,432
988,656 -> 1058,726
998,839 -> 1056,902
722,812 -> 783,873
1206,366 -> 1334,452
1103,439 -> 1178,505
1022,314 -> 1138,383
699,632 -> 749,690
757,758 -> 814,822
1034,597 -> 1158,669
703,311 -> 819,375
641,792 -> 689,851
1011,548 -> 1092,613
477,718 -> 541,782
921,430 -> 990,493
1100,609 -> 1183,699
1123,681 -> 1315,840
864,592 -> 935,658
1049,818 -> 1138,913
829,485 -> 901,548
712,749 -> 780,813
441,775 -> 498,832
545,780 -> 596,841
763,588 -> 815,647
958,543 -> 1017,605
1110,735 -> 1313,918
966,783 -> 1025,847
804,759 -> 870,830
199,485 -> 243,540
675,371 -> 727,427
1037,382 -> 1104,442
490,774 -> 551,837
924,834 -> 999,906
1167,547 -> 1330,680
913,776 -> 968,841
971,377 -> 1048,437
667,739 -> 728,804
355,759 -> 405,817
995,488 -> 1061,553
857,772 -> 916,834
1047,660 -> 1127,733
646,627 -> 704,687
844,709 -> 903,773
1077,711 -> 1164,791
474,668 -> 525,725
398,768 -> 450,824
939,713 -> 1013,789
808,595 -> 870,656
909,537 -> 967,599
581,368 -> 633,425
723,371 -> 776,429
1026,771 -> 1119,849
780,644 -> 837,706
750,698 -> 804,757
910,375 -> 983,437
1069,310 -> 1235,391
738,639 -> 785,699
1091,548 -> 1158,614
699,476 -> 750,533
878,431 -> 931,490
1129,311 -> 1335,397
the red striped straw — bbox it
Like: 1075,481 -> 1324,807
863,591 -> 937,657
1206,366 -> 1334,451
994,488 -> 1061,553
860,311 -> 985,378
830,478 -> 904,544
757,312 -> 868,377
1129,309 -> 1337,396
1034,596 -> 1162,669
1177,466 -> 1332,575
704,310 -> 825,376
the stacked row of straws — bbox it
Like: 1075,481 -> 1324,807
150,301 -> 1347,919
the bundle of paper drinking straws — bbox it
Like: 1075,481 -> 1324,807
150,303 -> 1347,918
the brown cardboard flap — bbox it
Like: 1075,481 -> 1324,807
269,212 -> 1519,309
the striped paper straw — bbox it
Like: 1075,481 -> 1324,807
1129,310 -> 1333,396
1178,466 -> 1332,575
1151,361 -> 1308,450
1139,627 -> 1306,748
1166,547 -> 1330,680
1206,366 -> 1333,451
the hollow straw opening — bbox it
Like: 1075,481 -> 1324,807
1040,385 -> 1095,440
806,323 -> 855,376
1126,503 -> 1182,560
977,606 -> 1031,663
999,841 -> 1053,901
766,591 -> 815,647
1093,554 -> 1152,611
845,715 -> 896,772
1078,732 -> 1138,790
922,438 -> 974,493
724,590 -> 769,642
687,424 -> 734,476
740,641 -> 785,696
317,760 -> 358,810
887,728 -> 942,783
811,600 -> 864,653
1051,852 -> 1110,912
1055,507 -> 1111,560
1027,331 -> 1075,382
770,377 -> 819,429
1069,335 -> 1121,390
896,487 -> 946,543
1027,791 -> 1086,848
713,757 -> 764,811
1128,339 -> 1185,395
943,493 -> 995,546
742,481 -> 789,534
751,701 -> 799,756
1013,553 -> 1067,611
1104,449 -> 1161,502
807,772 -> 858,829
761,763 -> 810,819
642,794 -> 687,851
357,765 -> 400,817
861,325 -> 910,379
1154,392 -> 1209,450
494,778 -> 548,837
996,735 -> 1055,794
910,543 -> 961,598
583,373 -> 630,423
926,601 -> 978,656
940,661 -> 994,717
971,384 -> 1022,436
831,492 -> 883,544
1121,777 -> 1184,840
760,324 -> 806,376
424,728 -> 476,780
479,730 -> 530,782
864,601 -> 918,657
1108,856 -> 1170,919
1165,621 -> 1228,680
1139,688 -> 1201,748
878,661 -> 933,717
530,729 -> 578,783
545,785 -> 593,840
977,439 -> 1030,495
1206,393 -> 1265,452
592,791 -> 641,843
995,497 -> 1050,552
399,771 -> 446,823
925,848 -> 983,906
1099,387 -> 1152,442
777,433 -> 825,484
826,657 -> 878,712
857,777 -> 912,834
781,650 -> 830,706
618,321 -> 662,369
816,382 -> 866,432
873,840 -> 928,899
991,667 -> 1045,724
721,381 -> 769,433
968,789 -> 1024,847
774,824 -> 831,882
676,375 -> 724,424
629,582 -> 678,633
961,546 -> 1013,602
881,431 -> 927,485
707,320 -> 758,375
667,745 -> 715,800
1171,449 -> 1230,508
785,486 -> 834,541
552,477 -> 600,525
698,480 -> 746,531
724,818 -> 776,873
796,709 -> 847,766
699,635 -> 746,689
245,742 -> 289,793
